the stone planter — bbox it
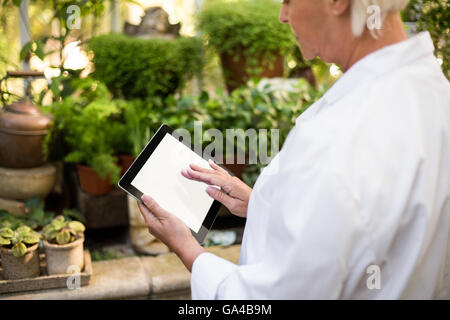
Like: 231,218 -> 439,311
0,243 -> 40,280
43,237 -> 84,275
0,164 -> 56,200
127,196 -> 169,255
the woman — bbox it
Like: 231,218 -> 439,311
138,0 -> 450,299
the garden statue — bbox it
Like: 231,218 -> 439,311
124,7 -> 181,39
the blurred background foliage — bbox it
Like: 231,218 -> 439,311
403,0 -> 449,79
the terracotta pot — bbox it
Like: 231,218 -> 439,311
0,98 -> 53,168
117,154 -> 136,176
0,243 -> 40,280
220,51 -> 284,92
43,237 -> 84,275
220,154 -> 248,180
224,163 -> 246,180
76,164 -> 113,196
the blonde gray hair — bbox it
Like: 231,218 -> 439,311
351,0 -> 410,37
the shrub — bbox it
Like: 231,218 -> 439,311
88,34 -> 204,99
197,0 -> 296,75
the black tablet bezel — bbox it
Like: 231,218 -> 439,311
118,124 -> 222,243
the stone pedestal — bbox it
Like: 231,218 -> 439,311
74,187 -> 129,230
127,196 -> 169,255
66,167 -> 129,230
0,164 -> 56,200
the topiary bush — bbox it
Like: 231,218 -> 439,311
88,34 -> 204,99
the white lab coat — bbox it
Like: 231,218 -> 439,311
191,32 -> 450,299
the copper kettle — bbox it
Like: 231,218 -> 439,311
0,72 -> 53,168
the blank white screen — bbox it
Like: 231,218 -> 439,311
131,133 -> 213,233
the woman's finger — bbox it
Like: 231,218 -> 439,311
181,168 -> 208,183
189,163 -> 216,175
208,159 -> 230,175
137,201 -> 158,227
181,169 -> 195,180
141,195 -> 168,219
185,168 -> 227,187
206,186 -> 236,210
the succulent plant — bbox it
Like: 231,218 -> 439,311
42,216 -> 85,245
0,225 -> 41,257
0,210 -> 25,230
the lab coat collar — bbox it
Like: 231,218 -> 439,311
321,31 -> 436,106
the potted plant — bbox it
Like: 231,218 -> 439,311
0,225 -> 41,280
44,78 -> 122,196
111,97 -> 167,176
0,210 -> 25,230
197,0 -> 296,92
109,99 -> 145,177
109,119 -> 135,176
20,196 -> 54,231
42,215 -> 85,275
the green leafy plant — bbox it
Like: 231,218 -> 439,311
0,225 -> 41,257
89,34 -> 204,100
0,210 -> 25,230
1,0 -> 106,104
403,0 -> 449,79
178,78 -> 327,186
110,98 -> 163,158
0,198 -> 84,233
42,215 -> 85,245
43,78 -> 122,184
21,196 -> 54,230
197,0 -> 296,77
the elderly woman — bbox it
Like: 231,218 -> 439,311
138,0 -> 450,299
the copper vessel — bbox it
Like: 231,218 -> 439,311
0,98 -> 53,168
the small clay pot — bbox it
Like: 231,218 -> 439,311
76,164 -> 113,196
0,243 -> 40,280
43,237 -> 84,275
117,154 -> 136,176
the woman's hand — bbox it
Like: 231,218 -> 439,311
137,195 -> 205,272
181,159 -> 252,218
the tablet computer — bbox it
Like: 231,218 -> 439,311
118,124 -> 222,243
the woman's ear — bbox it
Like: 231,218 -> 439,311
329,0 -> 351,16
